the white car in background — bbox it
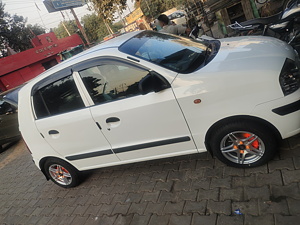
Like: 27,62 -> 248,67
168,10 -> 187,25
18,31 -> 300,188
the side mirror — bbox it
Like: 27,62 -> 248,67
138,71 -> 171,95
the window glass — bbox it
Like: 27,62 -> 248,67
79,64 -> 149,105
119,31 -> 209,73
33,75 -> 85,119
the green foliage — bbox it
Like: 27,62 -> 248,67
0,2 -> 45,57
81,14 -> 107,42
52,20 -> 79,39
88,0 -> 127,23
81,14 -> 123,42
112,21 -> 123,32
139,0 -> 180,18
52,13 -> 123,43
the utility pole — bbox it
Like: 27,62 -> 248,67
60,11 -> 71,36
104,21 -> 114,34
62,22 -> 71,36
70,8 -> 90,45
116,5 -> 126,27
34,1 -> 47,30
199,0 -> 213,37
97,13 -> 114,35
126,3 -> 132,13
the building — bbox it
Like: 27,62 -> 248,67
193,0 -> 284,37
0,32 -> 83,92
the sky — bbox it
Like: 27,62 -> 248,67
1,0 -> 135,31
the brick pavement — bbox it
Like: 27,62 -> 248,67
0,134 -> 299,225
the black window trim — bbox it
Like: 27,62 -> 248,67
32,56 -> 156,97
31,67 -> 73,96
72,56 -> 167,107
32,74 -> 86,120
31,56 -> 170,119
72,56 -> 149,73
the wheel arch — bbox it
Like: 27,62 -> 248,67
204,115 -> 282,156
39,156 -> 78,180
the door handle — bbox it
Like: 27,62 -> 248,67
106,117 -> 120,123
49,130 -> 59,135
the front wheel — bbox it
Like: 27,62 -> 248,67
210,121 -> 278,168
44,159 -> 80,188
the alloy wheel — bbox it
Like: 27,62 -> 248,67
48,164 -> 72,186
220,131 -> 265,165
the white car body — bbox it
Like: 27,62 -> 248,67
18,31 -> 300,174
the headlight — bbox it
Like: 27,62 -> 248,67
279,58 -> 300,96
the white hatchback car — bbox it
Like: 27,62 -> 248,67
19,31 -> 300,188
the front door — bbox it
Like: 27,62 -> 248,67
33,74 -> 119,169
77,61 -> 196,162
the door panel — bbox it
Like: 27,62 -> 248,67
76,61 -> 196,162
90,90 -> 196,161
35,108 -> 119,166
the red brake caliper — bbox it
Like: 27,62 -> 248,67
243,133 -> 259,149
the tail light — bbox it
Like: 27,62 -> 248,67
279,58 -> 300,96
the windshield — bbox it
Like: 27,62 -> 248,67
119,31 -> 210,74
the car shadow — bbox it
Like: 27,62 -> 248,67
0,139 -> 21,154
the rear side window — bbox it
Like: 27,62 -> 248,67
33,75 -> 85,119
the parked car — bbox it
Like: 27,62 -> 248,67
168,10 -> 187,25
0,87 -> 22,151
19,31 -> 300,188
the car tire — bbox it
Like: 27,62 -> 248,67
44,158 -> 80,188
209,121 -> 278,168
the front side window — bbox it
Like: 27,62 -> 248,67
79,64 -> 149,105
33,75 -> 85,119
119,31 -> 209,73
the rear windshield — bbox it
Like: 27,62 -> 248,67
119,31 -> 209,74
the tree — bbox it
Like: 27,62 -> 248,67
81,14 -> 123,43
81,14 -> 105,42
137,0 -> 182,18
88,0 -> 127,23
0,2 -> 45,57
112,21 -> 123,31
52,20 -> 79,39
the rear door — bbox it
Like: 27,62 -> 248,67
33,69 -> 119,168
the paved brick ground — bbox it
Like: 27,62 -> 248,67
0,135 -> 300,225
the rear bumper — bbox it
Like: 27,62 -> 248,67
252,90 -> 300,139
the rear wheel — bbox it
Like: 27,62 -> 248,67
210,121 -> 278,167
44,159 -> 80,188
